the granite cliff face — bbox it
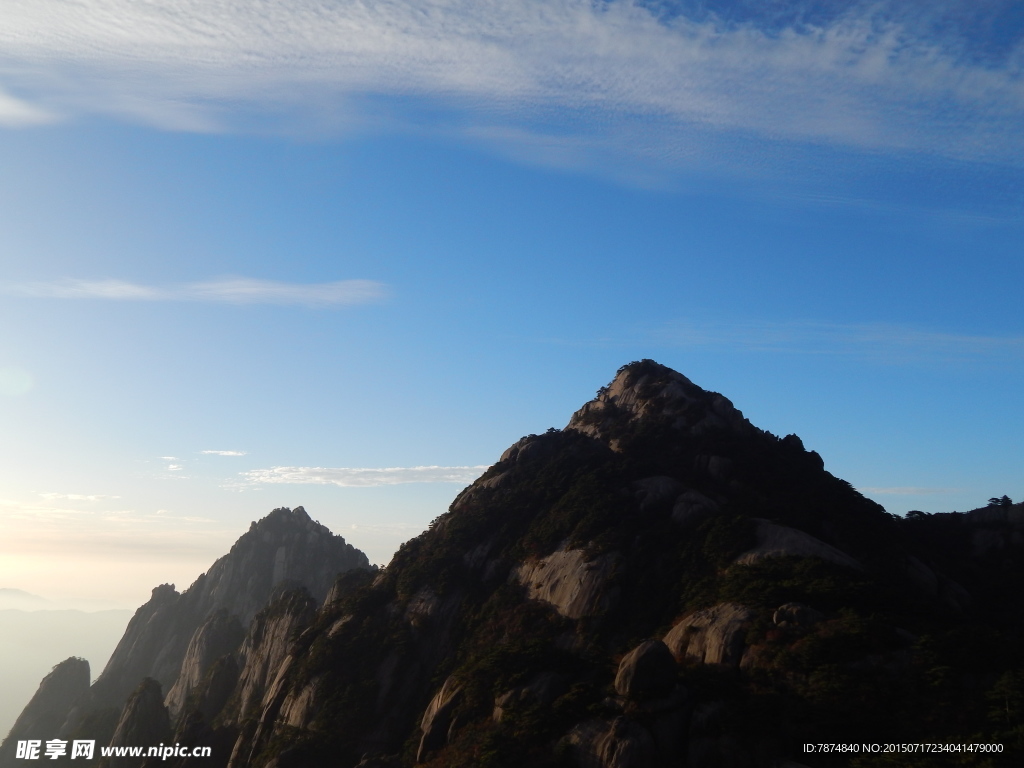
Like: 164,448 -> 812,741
8,361 -> 1024,768
105,679 -> 171,768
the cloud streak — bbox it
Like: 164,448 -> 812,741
0,1 -> 1020,170
0,87 -> 56,127
201,450 -> 247,456
5,278 -> 388,307
38,493 -> 121,501
244,465 -> 490,488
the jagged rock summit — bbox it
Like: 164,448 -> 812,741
85,506 -> 369,710
566,361 -> 753,445
1,506 -> 371,768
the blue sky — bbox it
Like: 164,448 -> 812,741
0,0 -> 1021,607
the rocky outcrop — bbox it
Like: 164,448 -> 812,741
566,364 -> 753,448
233,589 -> 317,722
613,640 -> 676,700
772,602 -> 823,629
107,678 -> 172,768
663,603 -> 756,666
735,519 -> 862,570
671,489 -> 720,527
493,672 -> 567,722
0,658 -> 89,767
564,718 -> 658,768
164,609 -> 245,719
416,676 -> 463,763
515,548 -> 618,619
631,476 -> 685,512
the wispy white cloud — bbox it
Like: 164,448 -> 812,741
0,87 -> 56,127
38,493 -> 121,501
244,465 -> 490,488
4,278 -> 388,307
859,486 -> 958,495
0,1 -> 1019,170
201,450 -> 247,456
655,320 -> 1024,364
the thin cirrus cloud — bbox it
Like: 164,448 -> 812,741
0,87 -> 55,127
5,278 -> 388,307
202,450 -> 248,457
0,1 -> 1020,170
244,465 -> 491,488
37,493 -> 121,501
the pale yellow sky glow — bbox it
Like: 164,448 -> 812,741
0,498 -> 237,607
0,480 -> 455,606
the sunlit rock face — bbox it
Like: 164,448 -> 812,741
565,363 -> 753,448
663,603 -> 757,666
164,609 -> 245,719
232,589 -> 318,723
514,548 -> 619,620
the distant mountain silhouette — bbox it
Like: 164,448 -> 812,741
0,589 -> 49,609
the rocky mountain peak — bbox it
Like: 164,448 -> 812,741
205,506 -> 369,624
0,658 -> 89,765
566,359 -> 751,448
25,505 -> 374,756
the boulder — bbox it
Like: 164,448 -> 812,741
663,603 -> 756,666
613,640 -> 676,700
564,717 -> 658,768
735,519 -> 862,570
671,490 -> 720,527
515,548 -> 618,620
772,603 -> 823,629
631,476 -> 685,512
492,671 -> 567,722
